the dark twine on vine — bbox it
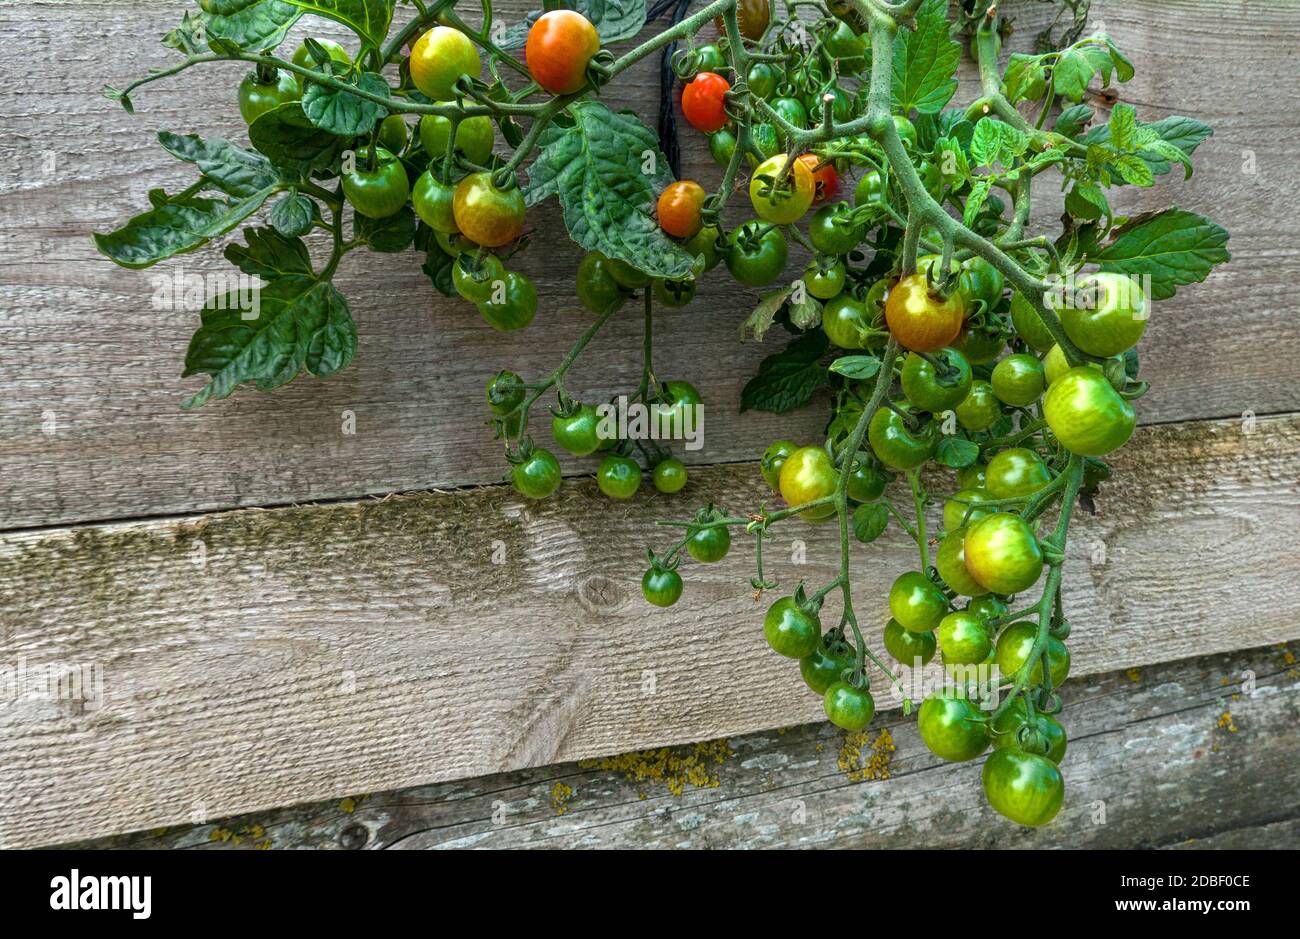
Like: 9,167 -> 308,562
651,0 -> 694,179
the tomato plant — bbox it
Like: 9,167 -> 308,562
102,0 -> 1229,830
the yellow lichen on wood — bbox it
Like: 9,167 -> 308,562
838,728 -> 895,782
1126,668 -> 1141,683
550,782 -> 574,815
1217,711 -> 1238,733
578,739 -> 732,796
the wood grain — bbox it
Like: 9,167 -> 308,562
1,1 -> 1297,528
2,412 -> 1296,848
56,643 -> 1300,849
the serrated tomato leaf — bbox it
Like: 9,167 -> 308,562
302,71 -> 390,136
95,188 -> 277,269
165,1 -> 302,53
740,331 -> 829,414
225,227 -> 315,278
1094,209 -> 1230,301
280,0 -> 394,48
852,502 -> 890,544
158,132 -> 282,197
891,0 -> 960,114
934,435 -> 979,468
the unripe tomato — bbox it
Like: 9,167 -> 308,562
476,271 -> 537,331
575,251 -> 627,314
749,155 -> 815,224
597,453 -> 642,499
824,682 -> 875,731
291,38 -> 351,70
966,594 -> 1009,625
892,114 -> 918,148
943,487 -> 994,532
412,171 -> 458,232
824,20 -> 866,58
342,147 -> 410,219
654,278 -> 695,308
238,70 -> 301,124
687,525 -> 731,563
900,348 -> 971,413
769,96 -> 808,128
764,596 -> 821,658
963,513 -> 1044,595
883,617 -> 936,667
513,448 -> 561,499
642,566 -> 683,607
1043,367 -> 1136,456
452,252 -> 506,302
760,439 -> 799,490
996,622 -> 1071,686
984,447 -> 1051,500
992,698 -> 1067,763
452,172 -> 525,247
681,71 -> 731,133
918,692 -> 990,762
526,10 -> 601,95
778,446 -> 839,523
657,180 -> 707,238
419,110 -> 494,165
800,639 -> 855,695
952,325 -> 1004,364
956,256 -> 1005,311
1010,290 -> 1055,351
804,257 -> 846,300
1043,344 -> 1072,386
796,153 -> 838,202
953,380 -> 1000,432
410,26 -> 481,100
808,201 -> 861,254
889,570 -> 948,633
1059,271 -> 1148,357
846,459 -> 888,502
605,257 -> 650,289
885,274 -> 965,352
726,222 -> 788,285
991,353 -> 1046,406
746,61 -> 778,99
685,224 -> 723,270
822,292 -> 875,349
957,462 -> 987,489
982,749 -> 1064,826
708,127 -> 737,167
936,529 -> 987,598
853,169 -> 885,209
938,610 -> 993,667
716,0 -> 771,40
693,44 -> 726,73
868,405 -> 937,470
379,114 -> 408,153
551,403 -> 602,456
653,458 -> 688,494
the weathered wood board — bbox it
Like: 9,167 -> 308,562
0,0 -> 1297,528
58,643 -> 1300,849
2,413 -> 1297,848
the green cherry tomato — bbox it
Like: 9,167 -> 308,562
957,462 -> 987,489
883,618 -> 936,667
1010,290 -> 1055,352
943,487 -> 994,532
486,370 -> 525,415
748,155 -> 815,224
748,123 -> 781,162
342,147 -> 410,219
435,229 -> 472,257
846,458 -> 889,502
981,748 -> 1064,827
419,110 -> 495,165
808,202 -> 862,255
575,252 -> 628,315
966,595 -> 1009,626
952,326 -> 1004,365
900,348 -> 972,413
694,43 -> 726,72
1044,367 -> 1137,456
992,699 -> 1068,763
761,439 -> 799,490
956,256 -> 1005,312
770,95 -> 808,128
378,114 -> 408,154
452,253 -> 507,303
1059,272 -> 1148,357
662,379 -> 702,432
412,171 -> 458,233
889,570 -> 948,633
726,222 -> 789,286
824,682 -> 875,731
654,278 -> 696,308
984,447 -> 1051,500
868,405 -> 937,470
996,622 -> 1071,686
746,62 -> 778,99
937,610 -> 993,668
964,513 -> 1044,596
936,529 -> 987,598
804,257 -> 846,300
853,170 -> 886,209
764,596 -> 821,658
238,69 -> 301,125
918,692 -> 990,762
778,446 -> 839,523
991,353 -> 1046,407
642,567 -> 683,607
800,639 -> 855,696
513,448 -> 562,499
291,38 -> 351,70
709,127 -> 738,168
476,271 -> 537,331
551,403 -> 602,456
687,525 -> 731,563
824,20 -> 866,58
822,292 -> 877,350
892,114 -> 917,148
597,454 -> 642,499
953,380 -> 1001,432
653,458 -> 688,494
685,224 -> 723,271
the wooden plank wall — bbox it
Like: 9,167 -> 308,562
1,0 -> 1298,848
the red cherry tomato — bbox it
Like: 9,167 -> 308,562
797,153 -> 838,203
525,10 -> 601,95
681,72 -> 731,133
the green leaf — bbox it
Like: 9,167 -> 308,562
1083,115 -> 1211,178
934,435 -> 979,469
301,71 -> 390,136
1113,152 -> 1154,188
183,275 -> 356,408
248,102 -> 349,173
1002,53 -> 1044,102
936,136 -> 969,187
1052,47 -> 1095,102
355,205 -> 416,253
963,177 -> 991,227
420,234 -> 456,298
157,132 -> 281,197
94,188 -> 277,269
225,227 -> 315,278
500,0 -> 647,50
1064,182 -> 1108,222
269,192 -> 318,237
526,100 -> 694,279
1095,209 -> 1230,301
741,287 -> 794,342
740,331 -> 829,414
829,355 -> 881,380
1107,103 -> 1137,151
167,1 -> 303,53
970,119 -> 1028,168
852,502 -> 890,544
891,0 -> 961,114
280,0 -> 394,48
1054,104 -> 1093,139
789,294 -> 822,331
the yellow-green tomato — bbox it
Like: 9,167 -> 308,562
991,353 -> 1046,407
778,446 -> 839,522
954,380 -> 1000,432
943,487 -> 994,532
937,610 -> 994,668
984,447 -> 1051,500
889,570 -> 948,634
1044,367 -> 1136,456
935,529 -> 987,598
748,154 -> 815,224
420,110 -> 495,165
995,621 -> 1071,686
1059,271 -> 1149,357
963,512 -> 1044,596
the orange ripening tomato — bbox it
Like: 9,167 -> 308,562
525,10 -> 601,95
797,154 -> 838,203
885,274 -> 965,352
681,72 -> 731,133
657,180 -> 707,239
